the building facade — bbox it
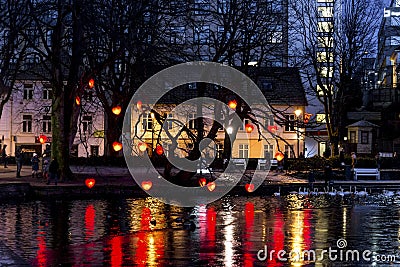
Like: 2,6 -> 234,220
0,80 -> 105,160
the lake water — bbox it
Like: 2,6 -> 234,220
0,193 -> 399,266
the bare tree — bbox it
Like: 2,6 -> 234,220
289,0 -> 382,155
0,1 -> 30,119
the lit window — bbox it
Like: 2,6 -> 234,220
166,113 -> 173,130
318,6 -> 333,17
142,113 -> 153,131
216,144 -> 223,158
188,113 -> 197,129
318,21 -> 333,32
316,114 -> 326,123
317,36 -> 333,48
42,115 -> 51,133
317,51 -> 333,62
239,144 -> 249,158
22,114 -> 32,133
350,131 -> 356,143
264,144 -> 274,158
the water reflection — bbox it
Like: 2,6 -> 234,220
0,195 -> 399,266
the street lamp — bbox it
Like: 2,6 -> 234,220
294,109 -> 302,158
150,112 -> 155,154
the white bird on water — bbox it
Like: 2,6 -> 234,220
274,187 -> 281,197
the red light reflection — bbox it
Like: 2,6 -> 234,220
243,202 -> 254,267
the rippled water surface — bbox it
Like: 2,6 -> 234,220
1,194 -> 400,266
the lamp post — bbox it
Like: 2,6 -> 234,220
294,109 -> 302,158
150,112 -> 155,155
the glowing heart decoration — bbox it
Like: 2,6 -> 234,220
138,142 -> 148,152
155,145 -> 164,155
136,100 -> 142,110
85,178 -> 96,189
75,96 -> 81,106
112,105 -> 122,115
245,123 -> 254,133
198,177 -> 207,187
38,135 -> 47,144
245,183 -> 255,193
141,181 -> 153,191
228,99 -> 237,109
275,152 -> 284,162
88,78 -> 95,89
207,182 -> 216,192
112,141 -> 123,152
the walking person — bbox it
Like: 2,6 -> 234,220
15,147 -> 23,178
31,153 -> 40,178
351,152 -> 357,169
47,158 -> 59,185
2,145 -> 8,168
375,152 -> 382,170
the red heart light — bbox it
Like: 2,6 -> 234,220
85,178 -> 96,189
38,135 -> 47,144
112,105 -> 122,115
245,183 -> 255,193
198,177 -> 207,187
275,152 -> 284,162
155,145 -> 164,155
228,99 -> 237,109
112,141 -> 123,152
141,181 -> 153,191
207,182 -> 216,192
245,123 -> 254,133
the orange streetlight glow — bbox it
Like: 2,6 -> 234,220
75,96 -> 81,106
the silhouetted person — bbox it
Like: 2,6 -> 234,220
15,147 -> 23,178
47,158 -> 59,185
2,145 -> 8,168
31,153 -> 39,178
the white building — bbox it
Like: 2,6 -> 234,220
0,80 -> 105,159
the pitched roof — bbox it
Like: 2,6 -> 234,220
346,120 -> 380,128
158,66 -> 307,106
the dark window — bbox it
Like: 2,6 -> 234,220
22,115 -> 32,132
361,131 -> 369,144
284,114 -> 295,132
